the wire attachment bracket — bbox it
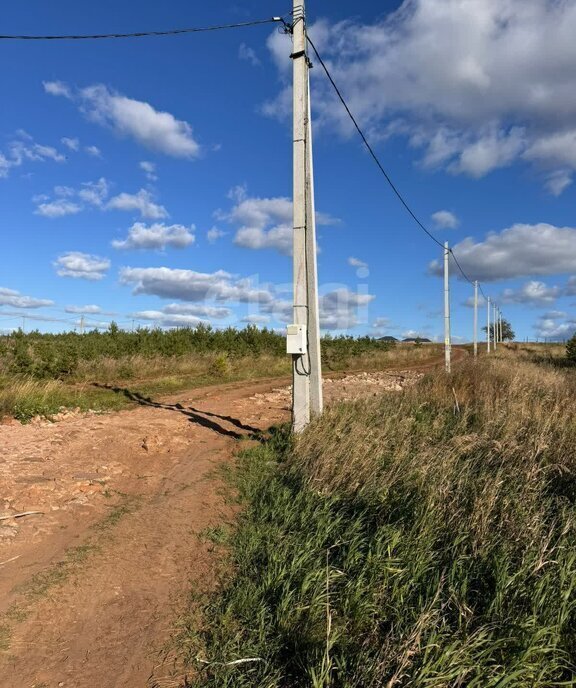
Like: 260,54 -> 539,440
290,49 -> 313,68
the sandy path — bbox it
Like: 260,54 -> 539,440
0,353 -> 464,687
0,377 -> 291,688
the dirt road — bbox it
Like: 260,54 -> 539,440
0,356 -> 461,687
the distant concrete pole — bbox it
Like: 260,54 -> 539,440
499,311 -> 503,344
305,67 -> 323,417
291,0 -> 311,432
473,280 -> 478,358
487,297 -> 491,353
444,242 -> 451,373
80,315 -> 85,335
493,303 -> 498,351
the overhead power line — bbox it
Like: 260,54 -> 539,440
306,33 -> 493,302
0,17 -> 283,41
450,250 -> 480,292
306,35 -> 444,250
3,12 -> 499,337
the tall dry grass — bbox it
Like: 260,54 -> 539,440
190,355 -> 576,686
72,352 -> 291,385
297,356 -> 576,500
0,354 -> 291,421
0,377 -> 126,421
0,345 -> 445,421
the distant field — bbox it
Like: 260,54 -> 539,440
186,345 -> 576,686
0,326 -> 443,421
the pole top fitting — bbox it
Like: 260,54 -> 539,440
293,4 -> 305,21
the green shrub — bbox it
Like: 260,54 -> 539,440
567,334 -> 576,363
209,354 -> 231,378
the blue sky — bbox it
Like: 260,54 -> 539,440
2,0 -> 576,341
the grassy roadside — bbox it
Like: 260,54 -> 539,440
0,345 -> 443,422
0,354 -> 290,421
183,353 -> 576,687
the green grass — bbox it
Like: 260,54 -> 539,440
0,624 -> 10,652
93,497 -> 142,531
183,357 -> 576,687
199,525 -> 231,546
0,376 -> 127,421
0,340 -> 439,422
19,543 -> 100,600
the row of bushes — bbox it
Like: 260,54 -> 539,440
0,324 -> 394,379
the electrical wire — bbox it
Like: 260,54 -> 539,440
449,250 -> 475,288
306,31 -> 497,310
0,17 -> 283,41
3,13 -> 498,336
306,35 -> 444,250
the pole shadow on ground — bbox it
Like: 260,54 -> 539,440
93,383 -> 263,441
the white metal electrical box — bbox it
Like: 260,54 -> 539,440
286,324 -> 307,355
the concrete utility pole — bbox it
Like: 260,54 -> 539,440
80,315 -> 85,335
487,297 -> 491,353
493,303 -> 498,351
305,68 -> 323,417
499,311 -> 503,344
473,280 -> 478,358
444,242 -> 451,373
288,0 -> 322,432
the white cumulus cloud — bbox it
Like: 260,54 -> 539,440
534,313 -> 576,341
206,226 -> 226,243
133,303 -> 231,328
85,145 -> 101,157
54,252 -> 110,280
132,311 -> 209,328
139,160 -> 157,181
348,257 -> 368,268
0,287 -> 54,309
45,81 -> 200,158
0,130 -> 65,179
106,189 -> 168,220
162,303 -> 231,318
35,199 -> 83,218
319,289 -> 375,329
112,222 -> 195,250
43,80 -> 71,98
61,137 -> 79,151
65,304 -> 102,314
78,178 -> 109,207
432,210 -> 459,229
241,314 -> 270,324
239,43 -> 260,67
544,170 -> 573,197
500,280 -> 561,306
222,189 -> 337,255
266,1 -> 576,193
120,266 -> 274,304
429,223 -> 576,282
33,177 -> 109,216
